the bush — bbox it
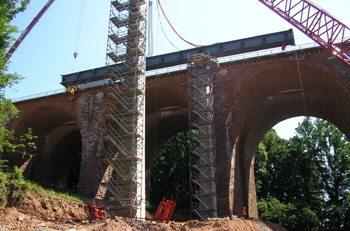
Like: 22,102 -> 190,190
258,197 -> 319,231
7,166 -> 24,182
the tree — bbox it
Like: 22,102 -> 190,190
258,197 -> 318,230
0,1 -> 31,154
292,118 -> 350,229
256,127 -> 321,230
255,129 -> 292,201
256,117 -> 350,230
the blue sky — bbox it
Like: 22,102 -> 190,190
5,0 -> 350,139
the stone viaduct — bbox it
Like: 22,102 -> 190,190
5,45 -> 350,218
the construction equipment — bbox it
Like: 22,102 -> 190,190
95,0 -> 147,219
188,53 -> 219,220
258,0 -> 350,67
154,197 -> 177,223
10,0 -> 350,222
5,0 -> 55,61
89,201 -> 107,220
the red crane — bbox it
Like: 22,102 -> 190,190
5,0 -> 55,61
258,0 -> 350,67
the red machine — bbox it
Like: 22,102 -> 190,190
154,197 -> 177,223
258,0 -> 350,68
89,201 -> 107,220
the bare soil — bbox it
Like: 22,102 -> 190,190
0,181 -> 287,231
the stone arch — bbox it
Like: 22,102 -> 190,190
36,124 -> 82,190
145,82 -> 189,167
224,60 -> 350,218
6,105 -> 82,190
145,82 -> 190,200
14,105 -> 76,138
146,108 -> 188,164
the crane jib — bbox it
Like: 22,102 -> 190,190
4,0 -> 56,61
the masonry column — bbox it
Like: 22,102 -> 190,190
213,69 -> 235,217
77,92 -> 105,196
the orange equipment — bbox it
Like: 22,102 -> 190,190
154,197 -> 177,223
89,201 -> 107,220
242,207 -> 247,218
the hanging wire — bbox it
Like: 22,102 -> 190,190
147,0 -> 154,57
73,0 -> 86,72
157,0 -> 201,48
154,86 -> 157,158
233,59 -> 281,210
155,0 -> 181,51
295,51 -> 308,116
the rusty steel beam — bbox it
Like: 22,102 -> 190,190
61,29 -> 295,86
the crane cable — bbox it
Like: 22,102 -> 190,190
155,0 -> 181,51
147,0 -> 154,57
295,51 -> 308,116
157,0 -> 200,48
73,0 -> 85,71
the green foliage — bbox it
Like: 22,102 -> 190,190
145,200 -> 152,210
255,143 -> 268,192
0,1 -> 30,51
0,159 -> 8,172
0,160 -> 8,201
0,174 -> 86,203
0,165 -> 23,204
3,127 -> 38,154
255,129 -> 291,201
258,197 -> 295,224
31,182 -> 87,202
7,165 -> 24,182
0,0 -> 85,207
256,117 -> 350,230
258,197 -> 318,230
0,0 -> 31,153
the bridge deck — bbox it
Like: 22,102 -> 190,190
61,29 -> 295,87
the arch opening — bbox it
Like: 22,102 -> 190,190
254,117 -> 350,229
6,105 -> 83,192
225,61 -> 350,218
148,131 -> 191,220
34,129 -> 82,192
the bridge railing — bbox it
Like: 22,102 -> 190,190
146,40 -> 329,76
11,88 -> 66,102
11,39 -> 348,103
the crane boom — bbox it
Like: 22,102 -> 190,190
5,0 -> 55,61
258,0 -> 350,67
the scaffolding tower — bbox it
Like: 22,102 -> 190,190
95,0 -> 147,219
188,53 -> 219,220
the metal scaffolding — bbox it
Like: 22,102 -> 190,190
95,0 -> 147,219
188,53 -> 219,220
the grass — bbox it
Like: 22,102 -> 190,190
0,166 -> 88,203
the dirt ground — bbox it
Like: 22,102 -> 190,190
0,207 -> 287,231
0,181 -> 287,231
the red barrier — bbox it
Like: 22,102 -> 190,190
154,197 -> 177,223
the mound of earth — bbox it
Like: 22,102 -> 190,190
1,180 -> 89,220
0,181 -> 287,230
